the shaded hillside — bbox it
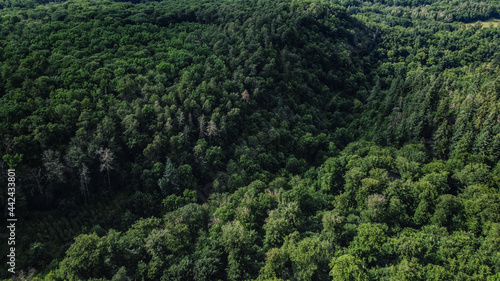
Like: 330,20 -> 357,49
0,0 -> 373,277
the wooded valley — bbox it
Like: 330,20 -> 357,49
0,0 -> 499,280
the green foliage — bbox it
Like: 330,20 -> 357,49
349,223 -> 388,264
220,220 -> 260,280
1,0 -> 500,279
59,233 -> 108,280
162,189 -> 197,212
286,235 -> 332,281
158,159 -> 181,196
329,254 -> 368,281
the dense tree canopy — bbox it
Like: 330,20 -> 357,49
0,0 -> 499,280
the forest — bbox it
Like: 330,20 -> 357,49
0,0 -> 499,280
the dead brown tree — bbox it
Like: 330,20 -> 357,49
96,148 -> 114,191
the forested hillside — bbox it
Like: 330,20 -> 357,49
0,0 -> 499,280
